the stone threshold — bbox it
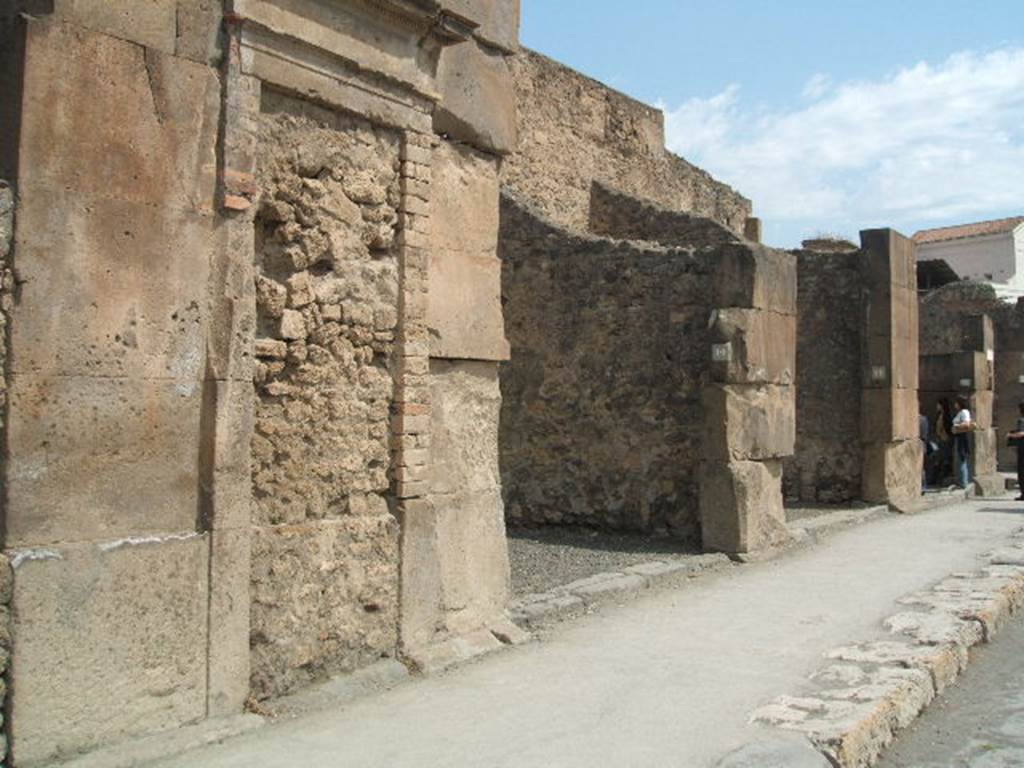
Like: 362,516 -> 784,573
741,526 -> 1024,768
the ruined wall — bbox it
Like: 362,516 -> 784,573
499,193 -> 713,542
784,249 -> 863,503
502,49 -> 751,235
249,92 -> 401,699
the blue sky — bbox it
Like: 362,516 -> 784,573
520,1 -> 1024,248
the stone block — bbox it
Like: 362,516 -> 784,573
972,427 -> 998,481
862,439 -> 923,507
919,352 -> 991,394
703,384 -> 796,461
434,39 -> 517,155
49,0 -> 179,54
19,19 -> 220,212
972,391 -> 994,429
427,142 -> 508,360
174,0 -> 225,64
7,534 -> 209,767
709,308 -> 795,385
207,528 -> 251,716
700,460 -> 790,554
860,228 -> 916,291
440,0 -> 520,51
861,387 -> 920,443
5,373 -> 202,547
10,190 -> 217,379
712,243 -> 796,315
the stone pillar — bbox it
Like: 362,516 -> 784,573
744,216 -> 763,244
700,244 -> 797,554
859,229 -> 922,510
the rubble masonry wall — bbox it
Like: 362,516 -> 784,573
502,49 -> 751,235
784,250 -> 864,503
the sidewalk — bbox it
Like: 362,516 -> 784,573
151,498 -> 1024,768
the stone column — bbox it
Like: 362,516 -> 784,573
859,229 -> 922,509
700,243 -> 797,555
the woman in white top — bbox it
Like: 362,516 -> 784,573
951,396 -> 973,489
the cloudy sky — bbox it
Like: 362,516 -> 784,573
521,1 -> 1024,248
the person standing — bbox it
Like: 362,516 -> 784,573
932,399 -> 953,486
951,396 -> 974,489
1007,402 -> 1024,502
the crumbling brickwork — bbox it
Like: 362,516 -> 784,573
784,248 -> 864,503
250,92 -> 401,698
499,193 -> 714,542
502,49 -> 752,235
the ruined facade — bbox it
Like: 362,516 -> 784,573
0,3 -> 941,766
786,232 -> 923,509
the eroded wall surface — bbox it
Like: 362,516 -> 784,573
502,49 -> 751,235
249,93 -> 401,698
784,249 -> 863,503
499,194 -> 714,542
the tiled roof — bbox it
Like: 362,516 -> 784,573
914,216 -> 1024,245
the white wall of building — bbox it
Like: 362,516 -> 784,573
918,225 -> 1024,299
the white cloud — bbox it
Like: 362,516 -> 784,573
660,48 -> 1024,247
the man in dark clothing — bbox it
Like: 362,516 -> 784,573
1009,402 -> 1024,502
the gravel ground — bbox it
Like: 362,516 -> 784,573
506,526 -> 700,596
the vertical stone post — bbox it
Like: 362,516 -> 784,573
700,244 -> 797,554
859,229 -> 922,509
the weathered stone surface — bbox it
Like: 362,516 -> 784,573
703,384 -> 796,461
862,439 -> 923,507
884,611 -> 985,648
589,182 -> 741,248
860,387 -> 920,443
207,528 -> 251,716
713,243 -> 797,316
6,374 -> 203,547
826,641 -> 963,692
428,141 -> 509,360
709,308 -> 796,385
418,361 -> 511,636
434,40 -> 517,155
700,460 -> 790,554
440,0 -> 520,51
250,517 -> 399,700
503,50 -> 751,235
499,194 -> 712,540
8,535 -> 209,767
784,248 -> 863,504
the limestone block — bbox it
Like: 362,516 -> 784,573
434,39 -> 517,155
207,528 -> 251,716
972,391 -> 994,429
48,0 -> 179,54
174,0 -> 225,65
862,439 -> 923,506
861,228 -> 916,291
700,460 -> 790,554
250,516 -> 399,699
427,142 -> 509,360
972,427 -> 998,480
709,308 -> 795,385
864,287 -> 918,390
440,0 -> 520,51
861,387 -> 920,443
19,19 -> 220,211
10,190 -> 217,379
703,384 -> 796,461
5,373 -> 202,547
7,534 -> 209,767
712,243 -> 796,315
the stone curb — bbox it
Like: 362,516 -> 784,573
509,553 -> 733,628
750,525 -> 1024,768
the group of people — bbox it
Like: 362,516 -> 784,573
921,398 -> 1024,500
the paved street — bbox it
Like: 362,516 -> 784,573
152,498 -> 1024,768
879,597 -> 1024,767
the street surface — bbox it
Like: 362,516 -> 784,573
879,604 -> 1024,767
152,498 -> 1024,768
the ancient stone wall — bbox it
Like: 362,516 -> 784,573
784,249 -> 864,503
249,92 -> 401,698
502,49 -> 751,235
499,193 -> 713,542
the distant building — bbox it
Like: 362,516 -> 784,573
914,216 -> 1024,300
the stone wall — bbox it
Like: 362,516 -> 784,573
249,92 -> 401,699
784,249 -> 864,503
499,193 -> 713,542
502,49 -> 751,235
